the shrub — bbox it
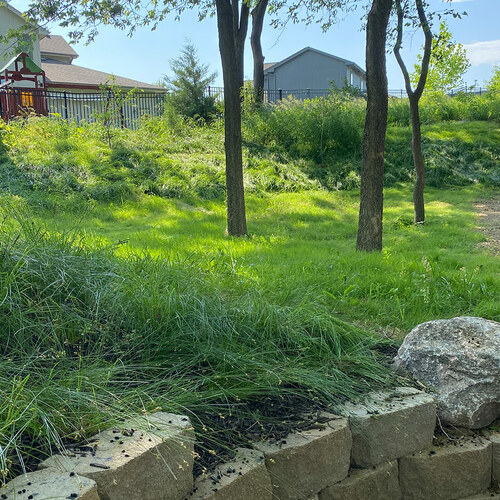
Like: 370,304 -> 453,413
161,42 -> 218,123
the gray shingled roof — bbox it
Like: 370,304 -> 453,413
42,59 -> 165,91
40,35 -> 79,59
264,62 -> 277,71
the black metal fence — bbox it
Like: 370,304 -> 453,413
1,85 -> 497,127
388,86 -> 494,98
204,86 -> 335,102
0,88 -> 166,128
206,85 -> 496,101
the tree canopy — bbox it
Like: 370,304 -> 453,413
486,66 -> 500,92
411,20 -> 470,93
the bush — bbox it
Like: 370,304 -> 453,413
161,43 -> 218,123
244,94 -> 365,162
388,91 -> 500,125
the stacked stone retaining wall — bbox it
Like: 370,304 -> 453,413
3,387 -> 500,500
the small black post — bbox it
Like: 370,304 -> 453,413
278,88 -> 282,101
208,86 -> 211,97
63,91 -> 69,120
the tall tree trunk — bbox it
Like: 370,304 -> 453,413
215,0 -> 249,236
409,94 -> 425,222
251,0 -> 268,104
394,0 -> 432,224
356,0 -> 392,252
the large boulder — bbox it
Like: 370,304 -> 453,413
394,317 -> 500,429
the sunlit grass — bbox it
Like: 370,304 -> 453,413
10,183 -> 498,332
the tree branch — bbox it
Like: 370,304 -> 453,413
414,0 -> 432,98
394,0 -> 414,98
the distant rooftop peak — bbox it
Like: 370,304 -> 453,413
264,62 -> 277,71
40,35 -> 79,61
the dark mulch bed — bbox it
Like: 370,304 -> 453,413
191,393 -> 336,477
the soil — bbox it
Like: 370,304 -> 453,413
192,394 -> 337,477
475,195 -> 500,256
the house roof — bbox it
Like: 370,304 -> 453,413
42,59 -> 165,91
40,35 -> 79,60
264,47 -> 365,77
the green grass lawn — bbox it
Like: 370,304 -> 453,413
34,184 -> 500,332
3,182 -> 498,479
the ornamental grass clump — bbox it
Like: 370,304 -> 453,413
0,202 -> 395,481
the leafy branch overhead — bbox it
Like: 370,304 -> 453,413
411,20 -> 470,93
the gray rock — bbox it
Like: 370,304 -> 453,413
394,317 -> 500,428
487,431 -> 500,486
318,460 -> 401,500
254,416 -> 352,500
189,448 -> 272,500
41,412 -> 194,500
462,493 -> 500,499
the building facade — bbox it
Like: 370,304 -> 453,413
264,47 -> 366,99
0,3 -> 46,67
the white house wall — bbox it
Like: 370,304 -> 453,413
0,6 -> 42,66
349,70 -> 365,91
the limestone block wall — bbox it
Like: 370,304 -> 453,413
3,388 -> 500,500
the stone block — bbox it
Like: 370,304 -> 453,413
399,437 -> 492,499
489,432 -> 500,486
343,387 -> 436,467
41,412 -> 194,500
254,416 -> 351,500
461,493 -> 500,500
318,460 -> 401,500
188,448 -> 272,500
2,469 -> 99,499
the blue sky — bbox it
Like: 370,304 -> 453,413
13,0 -> 500,89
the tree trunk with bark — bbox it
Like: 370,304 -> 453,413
215,0 -> 249,236
394,0 -> 432,224
409,94 -> 425,222
356,0 -> 392,252
251,0 -> 268,104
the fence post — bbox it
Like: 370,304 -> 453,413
279,88 -> 282,101
63,91 -> 69,120
307,88 -> 310,99
208,86 -> 211,97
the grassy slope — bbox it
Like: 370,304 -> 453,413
385,122 -> 500,186
38,186 -> 500,332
